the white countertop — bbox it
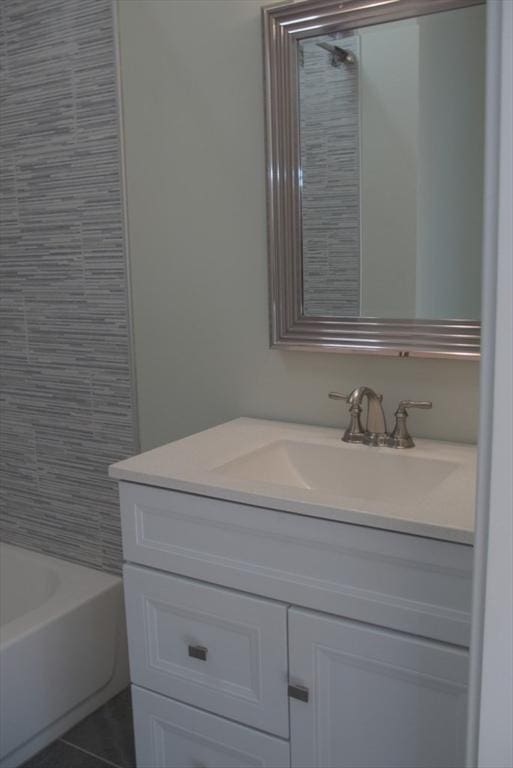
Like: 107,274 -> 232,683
109,418 -> 477,545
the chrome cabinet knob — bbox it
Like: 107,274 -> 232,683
288,683 -> 309,702
188,644 -> 208,661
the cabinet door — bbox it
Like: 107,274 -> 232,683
132,685 -> 290,768
288,609 -> 468,768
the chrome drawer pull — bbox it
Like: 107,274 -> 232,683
188,644 -> 208,661
288,683 -> 309,702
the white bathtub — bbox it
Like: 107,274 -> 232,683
0,543 -> 129,768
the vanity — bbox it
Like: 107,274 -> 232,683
110,0 -> 483,761
110,415 -> 476,768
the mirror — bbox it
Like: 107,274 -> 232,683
263,0 -> 485,358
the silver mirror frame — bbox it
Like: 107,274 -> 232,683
263,0 -> 483,359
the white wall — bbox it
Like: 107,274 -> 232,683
117,0 -> 479,451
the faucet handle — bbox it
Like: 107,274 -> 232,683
328,392 -> 349,401
389,400 -> 433,449
329,391 -> 367,443
329,392 -> 364,443
397,400 -> 432,412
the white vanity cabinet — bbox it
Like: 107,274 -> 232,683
117,480 -> 473,768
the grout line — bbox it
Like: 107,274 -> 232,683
59,739 -> 125,768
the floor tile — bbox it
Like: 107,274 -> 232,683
62,688 -> 135,768
22,740 -> 111,768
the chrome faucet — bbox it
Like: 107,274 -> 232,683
329,387 -> 432,449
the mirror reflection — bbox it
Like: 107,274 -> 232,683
298,4 -> 485,320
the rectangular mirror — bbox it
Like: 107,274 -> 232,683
263,0 -> 485,358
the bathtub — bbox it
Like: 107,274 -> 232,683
0,543 -> 129,768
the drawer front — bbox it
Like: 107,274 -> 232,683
132,685 -> 290,768
120,482 -> 473,646
124,565 -> 289,737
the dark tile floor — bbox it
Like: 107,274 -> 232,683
22,688 -> 135,768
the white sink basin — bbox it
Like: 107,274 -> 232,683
109,417 -> 476,544
213,440 -> 458,506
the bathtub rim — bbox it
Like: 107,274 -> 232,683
0,542 -> 122,650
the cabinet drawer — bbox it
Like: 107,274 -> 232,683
132,685 -> 290,768
124,565 -> 289,737
120,482 -> 473,645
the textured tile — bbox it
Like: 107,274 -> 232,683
0,294 -> 27,363
63,688 -> 135,768
21,740 -> 112,768
0,415 -> 37,495
299,34 -> 361,317
0,0 -> 137,574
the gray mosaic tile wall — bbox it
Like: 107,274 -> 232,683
0,0 -> 137,573
299,36 -> 361,317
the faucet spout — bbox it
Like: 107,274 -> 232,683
347,387 -> 387,446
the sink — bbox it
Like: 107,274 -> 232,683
109,417 -> 476,543
213,439 -> 458,506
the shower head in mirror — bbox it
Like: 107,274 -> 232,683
316,42 -> 355,66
